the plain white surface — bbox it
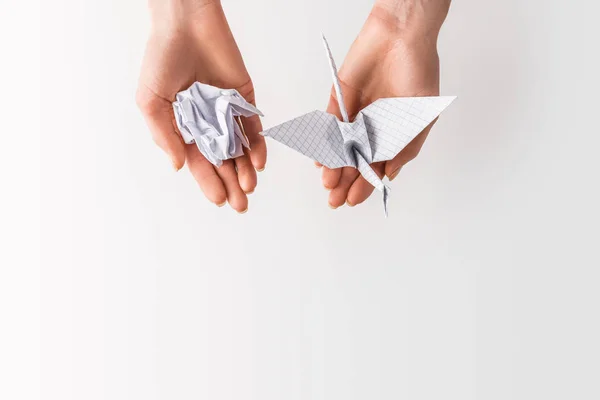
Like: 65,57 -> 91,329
1,0 -> 600,399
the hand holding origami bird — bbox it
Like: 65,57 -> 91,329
262,33 -> 454,216
319,0 -> 453,210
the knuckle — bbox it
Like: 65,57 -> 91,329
236,79 -> 256,104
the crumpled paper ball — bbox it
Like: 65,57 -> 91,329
172,82 -> 263,166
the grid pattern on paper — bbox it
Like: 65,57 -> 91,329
262,96 -> 454,170
262,110 -> 348,168
361,96 -> 456,163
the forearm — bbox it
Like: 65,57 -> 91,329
147,0 -> 223,32
372,0 -> 451,40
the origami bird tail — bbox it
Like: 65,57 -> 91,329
354,150 -> 390,217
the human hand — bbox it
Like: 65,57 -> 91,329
321,0 -> 451,208
136,0 -> 266,213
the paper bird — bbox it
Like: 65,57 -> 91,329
173,82 -> 263,166
261,35 -> 456,216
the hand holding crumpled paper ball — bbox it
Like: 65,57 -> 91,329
136,1 -> 266,213
172,82 -> 263,167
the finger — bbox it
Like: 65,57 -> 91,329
136,85 -> 186,170
385,122 -> 435,180
347,163 -> 385,207
215,159 -> 248,213
234,150 -> 257,194
315,162 -> 322,168
328,167 -> 359,208
235,81 -> 267,171
241,114 -> 267,171
185,145 -> 227,206
322,166 -> 342,190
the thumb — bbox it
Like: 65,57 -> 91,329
136,85 -> 186,171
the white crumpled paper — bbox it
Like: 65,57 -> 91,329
172,82 -> 263,166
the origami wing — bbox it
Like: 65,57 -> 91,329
361,96 -> 456,163
261,110 -> 349,168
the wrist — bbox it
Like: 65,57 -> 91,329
148,0 -> 222,33
371,0 -> 450,45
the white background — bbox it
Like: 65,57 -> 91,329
1,0 -> 599,399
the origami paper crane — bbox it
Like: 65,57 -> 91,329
172,82 -> 263,166
261,35 -> 456,216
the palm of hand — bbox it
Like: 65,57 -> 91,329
137,5 -> 265,213
322,16 -> 441,209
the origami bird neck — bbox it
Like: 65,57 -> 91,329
321,35 -> 374,163
321,35 -> 350,123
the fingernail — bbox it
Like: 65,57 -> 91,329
388,167 -> 402,181
245,189 -> 254,195
256,166 -> 265,172
171,159 -> 181,172
217,201 -> 226,207
238,208 -> 248,214
346,200 -> 355,207
328,203 -> 339,209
